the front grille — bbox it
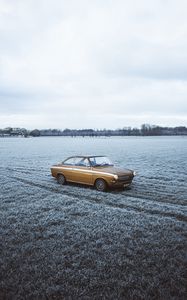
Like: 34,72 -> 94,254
118,175 -> 131,181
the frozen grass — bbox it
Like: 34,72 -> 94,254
0,137 -> 187,299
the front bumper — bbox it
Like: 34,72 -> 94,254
108,179 -> 133,188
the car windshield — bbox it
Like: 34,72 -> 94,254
90,156 -> 113,167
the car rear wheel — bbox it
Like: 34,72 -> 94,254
95,179 -> 107,192
57,174 -> 66,185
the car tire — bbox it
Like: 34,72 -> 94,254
57,174 -> 66,185
95,179 -> 107,192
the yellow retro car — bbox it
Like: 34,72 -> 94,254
51,155 -> 136,192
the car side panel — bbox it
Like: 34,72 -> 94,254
61,166 -> 75,181
51,165 -> 74,181
92,172 -> 113,186
70,166 -> 93,185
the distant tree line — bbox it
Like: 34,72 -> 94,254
0,127 -> 40,137
0,125 -> 187,137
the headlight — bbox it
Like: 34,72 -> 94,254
133,171 -> 137,176
113,175 -> 118,180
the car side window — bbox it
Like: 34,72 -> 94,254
82,158 -> 90,167
90,157 -> 96,166
75,158 -> 90,167
63,158 -> 75,165
74,158 -> 82,166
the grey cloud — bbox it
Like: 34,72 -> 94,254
0,0 -> 187,128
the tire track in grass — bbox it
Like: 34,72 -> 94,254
10,175 -> 187,223
6,167 -> 187,206
6,167 -> 47,176
120,189 -> 187,206
110,180 -> 185,208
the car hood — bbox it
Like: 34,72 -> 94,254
92,166 -> 133,176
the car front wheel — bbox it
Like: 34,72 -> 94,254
57,174 -> 66,185
95,179 -> 107,192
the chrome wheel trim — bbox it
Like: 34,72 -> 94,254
96,179 -> 106,191
57,174 -> 66,185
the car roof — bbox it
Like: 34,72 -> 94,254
64,155 -> 107,160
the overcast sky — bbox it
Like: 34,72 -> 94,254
0,0 -> 187,129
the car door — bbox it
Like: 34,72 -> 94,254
62,157 -> 75,182
71,158 -> 93,185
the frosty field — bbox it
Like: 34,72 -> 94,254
0,136 -> 187,299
